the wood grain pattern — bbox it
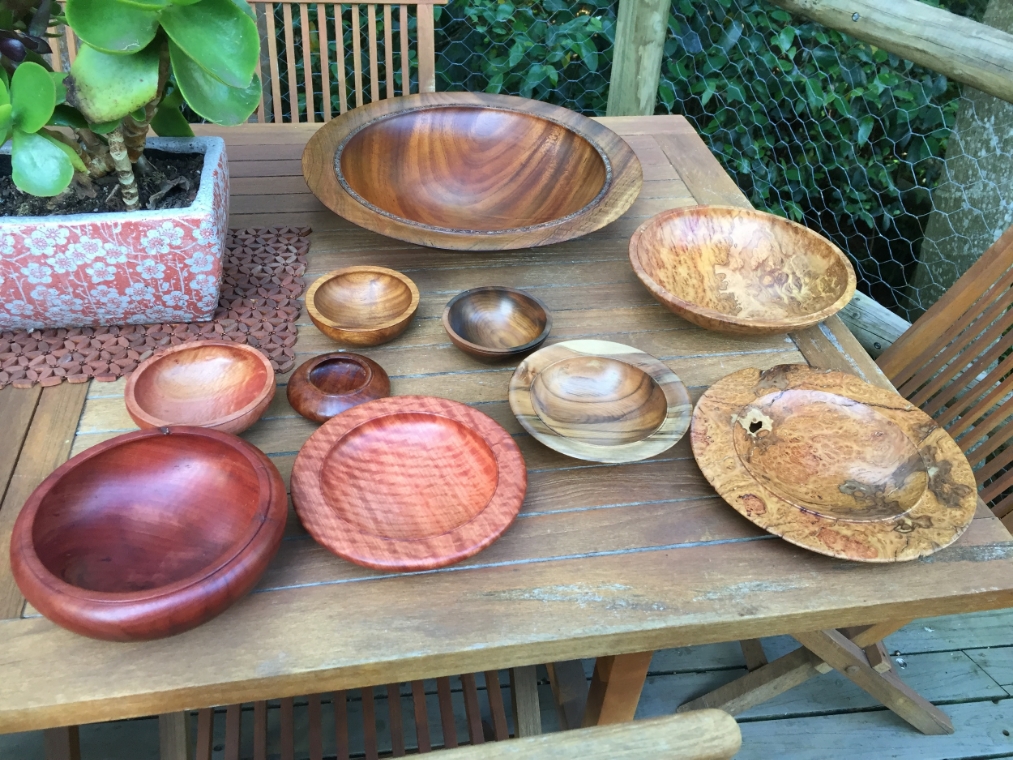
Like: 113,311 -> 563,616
305,266 -> 419,347
302,92 -> 643,250
691,364 -> 978,562
9,427 -> 287,641
510,339 -> 691,463
442,287 -> 551,363
287,352 -> 390,423
629,205 -> 856,334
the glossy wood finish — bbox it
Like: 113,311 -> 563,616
291,396 -> 527,571
124,341 -> 275,435
305,266 -> 420,346
9,427 -> 287,641
692,364 -> 978,562
286,353 -> 390,423
442,287 -> 551,363
509,339 -> 691,463
629,205 -> 857,334
302,92 -> 643,250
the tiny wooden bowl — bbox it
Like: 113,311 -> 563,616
509,339 -> 692,464
306,266 -> 420,346
9,427 -> 287,641
442,286 -> 551,363
124,340 -> 275,435
287,353 -> 391,423
629,206 -> 857,335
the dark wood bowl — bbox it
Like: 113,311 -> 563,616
442,286 -> 551,363
629,206 -> 857,334
124,341 -> 275,435
287,353 -> 391,423
9,427 -> 287,641
306,266 -> 420,347
302,92 -> 643,250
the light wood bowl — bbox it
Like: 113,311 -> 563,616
124,341 -> 275,435
629,206 -> 856,334
9,427 -> 287,641
302,92 -> 643,250
286,353 -> 390,423
306,266 -> 420,346
509,339 -> 691,463
443,286 -> 551,363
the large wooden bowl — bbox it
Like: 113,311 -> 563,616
629,206 -> 856,334
124,341 -> 275,435
287,352 -> 390,423
9,427 -> 287,641
443,286 -> 551,363
302,92 -> 643,250
306,266 -> 420,346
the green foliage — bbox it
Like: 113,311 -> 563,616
68,42 -> 160,122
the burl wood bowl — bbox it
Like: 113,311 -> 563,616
306,266 -> 420,346
443,286 -> 552,363
291,396 -> 527,572
509,339 -> 691,464
302,92 -> 643,250
124,340 -> 275,435
9,427 -> 287,641
287,352 -> 390,423
629,206 -> 857,334
692,364 -> 978,562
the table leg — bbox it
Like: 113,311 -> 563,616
159,711 -> 194,760
546,660 -> 589,730
510,665 -> 542,737
581,651 -> 653,727
43,726 -> 80,760
739,639 -> 768,671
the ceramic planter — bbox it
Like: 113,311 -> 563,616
0,136 -> 228,330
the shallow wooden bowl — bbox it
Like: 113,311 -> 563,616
442,286 -> 551,363
287,352 -> 390,423
306,266 -> 420,346
9,427 -> 287,641
291,396 -> 527,571
302,92 -> 643,250
629,206 -> 856,334
509,339 -> 691,463
124,340 -> 275,435
692,364 -> 978,562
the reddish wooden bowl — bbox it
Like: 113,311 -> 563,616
9,427 -> 287,641
287,353 -> 391,423
125,341 -> 275,434
291,396 -> 527,571
306,266 -> 420,347
442,286 -> 551,363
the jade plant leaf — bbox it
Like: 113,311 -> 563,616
0,78 -> 8,107
11,61 -> 55,134
161,0 -> 258,88
68,43 -> 160,123
0,103 -> 11,143
51,71 -> 67,105
65,0 -> 160,53
48,104 -> 88,129
41,129 -> 88,173
169,40 -> 259,125
150,85 -> 194,136
117,0 -> 171,8
11,129 -> 74,197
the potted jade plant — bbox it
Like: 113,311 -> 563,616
0,0 -> 261,330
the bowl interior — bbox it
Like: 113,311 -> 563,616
448,290 -> 548,351
31,435 -> 263,593
531,356 -> 668,446
313,270 -> 414,329
309,356 -> 370,395
339,106 -> 608,232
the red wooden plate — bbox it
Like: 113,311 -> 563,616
291,396 -> 527,571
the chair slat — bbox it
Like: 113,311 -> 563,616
65,30 -> 77,62
195,709 -> 214,760
387,683 -> 406,756
931,331 -> 1013,427
437,676 -> 458,748
992,490 -> 1013,520
254,4 -> 267,122
362,686 -> 379,760
318,4 -> 331,121
335,4 -> 348,114
51,28 -> 64,72
265,3 -> 284,123
400,4 -> 409,95
974,431 -> 1013,484
962,391 -> 1013,466
461,673 -> 485,745
304,693 -> 323,760
484,671 -> 510,741
384,5 -> 394,99
335,691 -> 350,760
416,2 -> 435,92
412,680 -> 432,752
300,3 -> 315,122
368,4 -> 380,102
224,704 -> 241,760
280,697 -> 296,760
980,463 -> 1013,504
282,3 -> 299,121
352,4 -> 364,108
253,701 -> 268,760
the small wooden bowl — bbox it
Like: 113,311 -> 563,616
9,427 -> 287,641
124,340 -> 275,435
306,266 -> 420,346
629,206 -> 857,334
442,286 -> 551,363
287,353 -> 391,423
509,339 -> 691,463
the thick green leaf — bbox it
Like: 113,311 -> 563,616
169,39 -> 259,124
11,62 -> 55,133
11,128 -> 74,196
150,101 -> 194,136
90,119 -> 121,134
51,72 -> 67,105
41,129 -> 88,173
0,79 -> 8,107
0,103 -> 11,144
48,104 -> 88,129
161,0 -> 258,88
68,43 -> 160,122
118,0 -> 170,8
65,0 -> 159,53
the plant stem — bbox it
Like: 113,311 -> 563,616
107,127 -> 140,211
122,102 -> 156,163
75,128 -> 114,178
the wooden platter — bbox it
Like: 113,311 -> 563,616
691,364 -> 978,562
9,427 -> 287,641
305,266 -> 420,347
509,339 -> 691,464
302,92 -> 643,250
291,396 -> 527,571
442,286 -> 551,363
629,206 -> 856,334
286,352 -> 390,423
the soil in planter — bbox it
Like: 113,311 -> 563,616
0,149 -> 204,217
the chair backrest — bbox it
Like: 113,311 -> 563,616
878,225 -> 1013,523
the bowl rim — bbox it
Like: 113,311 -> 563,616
124,340 -> 276,430
442,286 -> 553,357
628,205 -> 858,332
306,265 -> 421,335
304,352 -> 378,395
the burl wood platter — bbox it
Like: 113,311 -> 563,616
629,206 -> 856,334
442,286 -> 551,363
291,396 -> 527,571
509,339 -> 691,464
9,427 -> 287,641
124,340 -> 275,435
692,364 -> 978,562
306,266 -> 420,347
287,352 -> 390,423
302,92 -> 643,250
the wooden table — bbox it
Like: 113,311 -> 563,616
2,115 -> 1013,741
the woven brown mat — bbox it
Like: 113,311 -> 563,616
0,226 -> 311,390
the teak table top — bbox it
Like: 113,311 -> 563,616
1,116 -> 1012,733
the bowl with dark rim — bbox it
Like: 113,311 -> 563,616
287,353 -> 391,423
442,286 -> 551,363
